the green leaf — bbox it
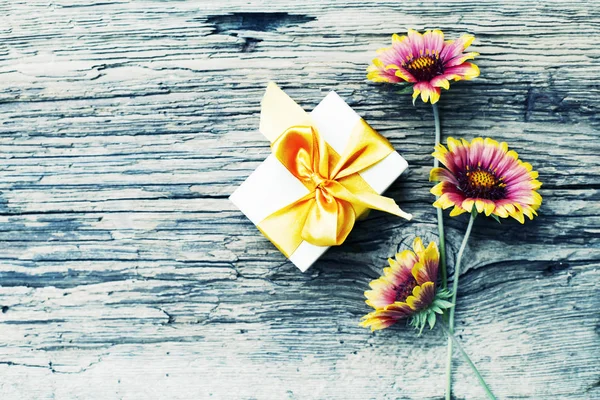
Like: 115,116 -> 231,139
471,207 -> 479,218
396,85 -> 414,95
427,311 -> 436,330
490,214 -> 502,224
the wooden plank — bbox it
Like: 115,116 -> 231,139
1,1 -> 599,398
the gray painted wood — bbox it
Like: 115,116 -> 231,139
1,1 -> 599,399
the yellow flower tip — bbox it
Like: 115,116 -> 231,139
431,199 -> 443,209
470,62 -> 481,78
483,137 -> 497,147
436,78 -> 450,90
433,194 -> 455,210
434,142 -> 449,153
411,262 -> 423,281
461,34 -> 476,50
513,210 -> 525,224
372,58 -> 384,68
412,87 -> 421,105
504,203 -> 515,214
366,71 -> 391,83
411,285 -> 422,298
419,87 -> 430,103
475,200 -> 486,213
484,201 -> 495,216
412,237 -> 425,253
394,70 -> 410,82
408,28 -> 422,37
494,207 -> 508,218
366,62 -> 380,72
462,199 -> 475,212
392,33 -> 406,43
431,185 -> 445,198
395,250 -> 415,272
461,62 -> 480,81
426,240 -> 439,254
449,206 -> 467,217
521,162 -> 533,172
405,298 -> 417,310
430,168 -> 445,183
532,192 -> 543,206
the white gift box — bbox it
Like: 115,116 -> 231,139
230,87 -> 409,272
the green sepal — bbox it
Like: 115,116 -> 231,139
427,311 -> 436,330
430,305 -> 443,314
490,214 -> 502,224
471,208 -> 479,218
433,299 -> 455,309
409,290 -> 455,335
435,288 -> 452,299
409,310 -> 428,335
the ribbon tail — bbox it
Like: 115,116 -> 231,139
327,181 -> 413,221
257,192 -> 316,257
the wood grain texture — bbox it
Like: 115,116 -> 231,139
1,1 -> 599,399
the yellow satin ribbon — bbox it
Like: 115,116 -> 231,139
257,83 -> 412,257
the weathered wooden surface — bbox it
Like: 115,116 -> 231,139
1,1 -> 599,399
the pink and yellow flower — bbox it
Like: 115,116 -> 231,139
367,29 -> 480,104
430,137 -> 542,223
360,238 -> 451,332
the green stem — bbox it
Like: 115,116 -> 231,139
445,212 -> 477,400
439,320 -> 497,400
432,103 -> 447,290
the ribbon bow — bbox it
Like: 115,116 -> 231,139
256,84 -> 411,257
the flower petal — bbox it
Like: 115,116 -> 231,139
430,75 -> 450,90
430,167 -> 459,184
406,282 -> 436,311
444,62 -> 480,81
411,242 -> 439,285
449,205 -> 468,216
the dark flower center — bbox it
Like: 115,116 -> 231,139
394,278 -> 417,302
457,165 -> 507,200
403,54 -> 445,82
